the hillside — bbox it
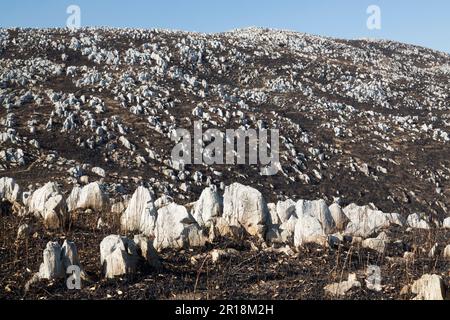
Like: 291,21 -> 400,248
0,27 -> 449,300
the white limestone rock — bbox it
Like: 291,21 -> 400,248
407,213 -> 431,230
91,167 -> 106,177
279,215 -> 298,244
153,203 -> 206,251
294,214 -> 327,247
38,241 -> 64,280
38,240 -> 82,280
67,182 -> 109,212
343,204 -> 393,238
443,218 -> 450,229
386,213 -> 405,227
362,232 -> 389,253
267,203 -> 279,225
210,248 -> 239,264
120,186 -> 157,237
16,223 -> 31,239
154,194 -> 173,209
0,177 -> 21,204
276,199 -> 296,224
222,183 -> 269,238
296,200 -> 336,234
28,182 -> 68,229
61,240 -> 81,269
192,186 -> 223,228
100,235 -> 139,279
329,203 -> 349,231
411,274 -> 446,300
443,245 -> 450,260
294,200 -> 335,247
111,197 -> 129,216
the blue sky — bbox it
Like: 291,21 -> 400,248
1,0 -> 449,53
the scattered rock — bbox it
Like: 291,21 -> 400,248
365,265 -> 383,292
443,218 -> 450,229
428,243 -> 439,258
16,223 -> 31,239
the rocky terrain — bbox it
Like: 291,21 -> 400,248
0,27 -> 449,300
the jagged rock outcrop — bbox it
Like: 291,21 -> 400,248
67,182 -> 109,212
61,240 -> 81,269
343,204 -> 401,238
28,182 -> 68,229
276,199 -> 296,224
221,183 -> 269,238
120,186 -> 157,237
406,213 -> 431,230
38,241 -> 65,280
294,199 -> 335,246
411,274 -> 447,300
329,203 -> 349,231
37,240 -> 82,280
153,203 -> 206,251
192,186 -> 223,229
279,215 -> 298,244
100,235 -> 139,278
0,177 -> 21,204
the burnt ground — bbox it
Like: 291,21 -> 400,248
1,212 -> 448,300
1,27 -> 450,300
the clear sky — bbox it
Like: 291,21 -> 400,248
1,0 -> 449,53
